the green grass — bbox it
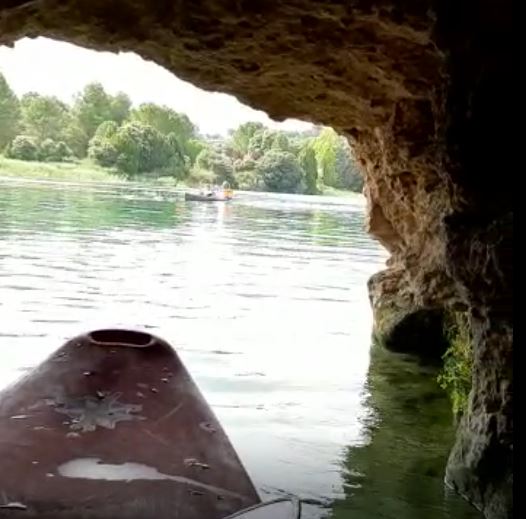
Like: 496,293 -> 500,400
0,156 -> 123,183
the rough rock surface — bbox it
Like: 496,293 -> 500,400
0,1 -> 512,517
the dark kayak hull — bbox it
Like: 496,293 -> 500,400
184,192 -> 232,202
0,329 -> 259,518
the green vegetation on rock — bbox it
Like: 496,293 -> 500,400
437,311 -> 473,417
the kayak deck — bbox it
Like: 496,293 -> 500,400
0,329 -> 259,518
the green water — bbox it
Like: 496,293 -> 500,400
0,178 -> 480,518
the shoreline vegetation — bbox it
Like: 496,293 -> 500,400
0,156 -> 361,199
0,73 -> 364,197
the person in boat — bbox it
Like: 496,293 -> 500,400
222,181 -> 233,199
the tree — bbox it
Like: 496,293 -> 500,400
19,93 -> 70,143
73,83 -> 112,138
93,120 -> 119,140
271,132 -> 290,152
256,150 -> 304,193
195,147 -> 235,185
88,139 -> 118,168
165,132 -> 190,179
310,127 -> 363,191
87,122 -> 120,167
246,129 -> 293,159
229,122 -> 264,157
73,83 -> 131,146
111,121 -> 174,176
186,138 -> 208,165
299,145 -> 318,194
110,92 -> 132,124
88,119 -> 187,177
131,103 -> 195,148
247,129 -> 278,159
61,122 -> 89,158
312,127 -> 339,187
89,140 -> 118,168
234,156 -> 257,172
0,72 -> 20,150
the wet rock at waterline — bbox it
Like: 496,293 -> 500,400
368,270 -> 449,363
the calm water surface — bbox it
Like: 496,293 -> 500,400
0,178 -> 480,518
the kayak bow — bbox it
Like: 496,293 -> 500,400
0,329 -> 259,518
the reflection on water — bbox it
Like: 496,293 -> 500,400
331,344 -> 481,518
0,179 -> 479,518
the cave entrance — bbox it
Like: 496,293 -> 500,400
0,0 -> 513,516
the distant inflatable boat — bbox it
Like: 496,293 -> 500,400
184,193 -> 232,202
184,191 -> 233,202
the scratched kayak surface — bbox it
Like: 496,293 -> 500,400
0,329 -> 259,519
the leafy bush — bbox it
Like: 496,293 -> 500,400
88,137 -> 119,167
54,141 -> 73,161
195,147 -> 235,185
234,169 -> 263,191
61,123 -> 89,158
188,168 -> 217,185
6,135 -> 39,161
248,129 -> 280,159
111,122 -> 172,176
93,120 -> 119,140
39,138 -> 72,162
256,150 -> 304,193
234,157 -> 257,171
186,139 -> 208,165
87,120 -> 189,178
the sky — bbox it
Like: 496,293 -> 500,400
0,37 -> 313,136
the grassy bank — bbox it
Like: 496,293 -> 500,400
0,156 -> 124,183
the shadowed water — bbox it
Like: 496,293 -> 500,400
0,178 -> 480,518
